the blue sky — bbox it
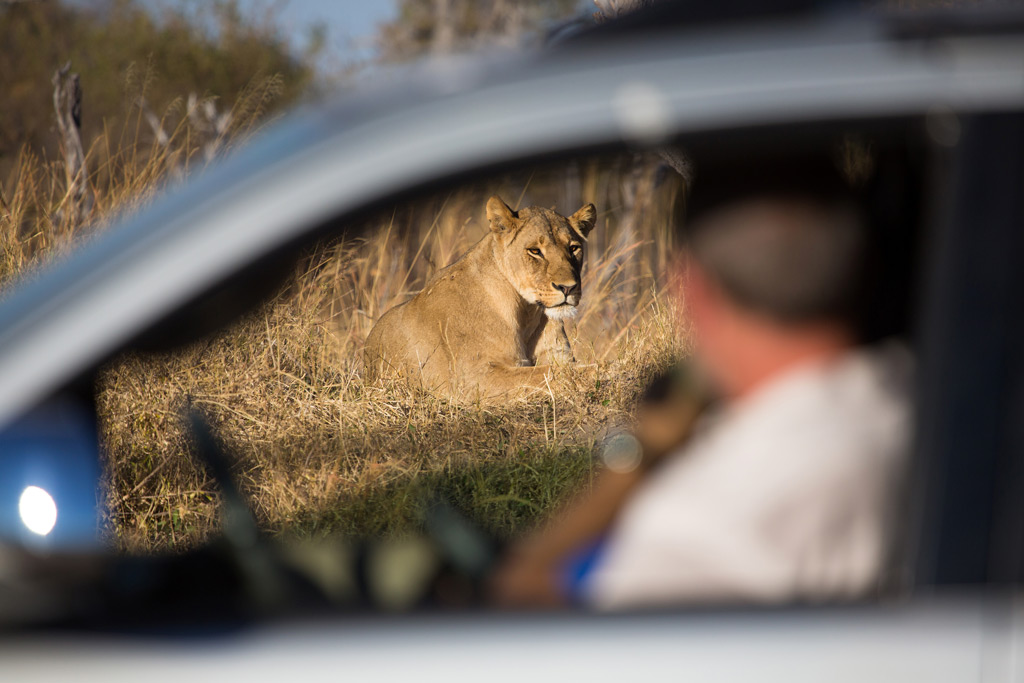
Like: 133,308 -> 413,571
224,0 -> 399,65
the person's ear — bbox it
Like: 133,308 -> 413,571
486,196 -> 519,235
569,203 -> 596,238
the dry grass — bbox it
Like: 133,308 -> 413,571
1,92 -> 690,553
1,74 -> 285,288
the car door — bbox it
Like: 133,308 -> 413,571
1,12 -> 1023,681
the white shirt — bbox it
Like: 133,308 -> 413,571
585,344 -> 912,609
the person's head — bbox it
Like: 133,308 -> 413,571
677,157 -> 867,398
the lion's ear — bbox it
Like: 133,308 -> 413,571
570,203 -> 597,238
486,195 -> 518,235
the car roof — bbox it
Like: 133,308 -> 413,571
0,8 -> 1022,428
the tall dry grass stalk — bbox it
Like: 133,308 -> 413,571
2,83 -> 691,552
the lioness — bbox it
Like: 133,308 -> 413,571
364,195 -> 596,399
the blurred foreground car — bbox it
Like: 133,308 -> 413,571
2,2 -> 1024,680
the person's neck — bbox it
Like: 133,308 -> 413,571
723,319 -> 853,401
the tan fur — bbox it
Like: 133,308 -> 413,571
364,195 -> 596,400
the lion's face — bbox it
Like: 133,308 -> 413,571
486,196 -> 597,319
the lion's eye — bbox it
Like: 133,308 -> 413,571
527,247 -> 543,257
570,245 -> 582,256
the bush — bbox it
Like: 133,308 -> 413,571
0,0 -> 314,179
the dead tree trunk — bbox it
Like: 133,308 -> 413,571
52,61 -> 93,225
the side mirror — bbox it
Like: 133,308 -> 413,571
0,396 -> 103,551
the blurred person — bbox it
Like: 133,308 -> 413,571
492,155 -> 912,609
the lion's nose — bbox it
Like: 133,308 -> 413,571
553,282 -> 579,298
